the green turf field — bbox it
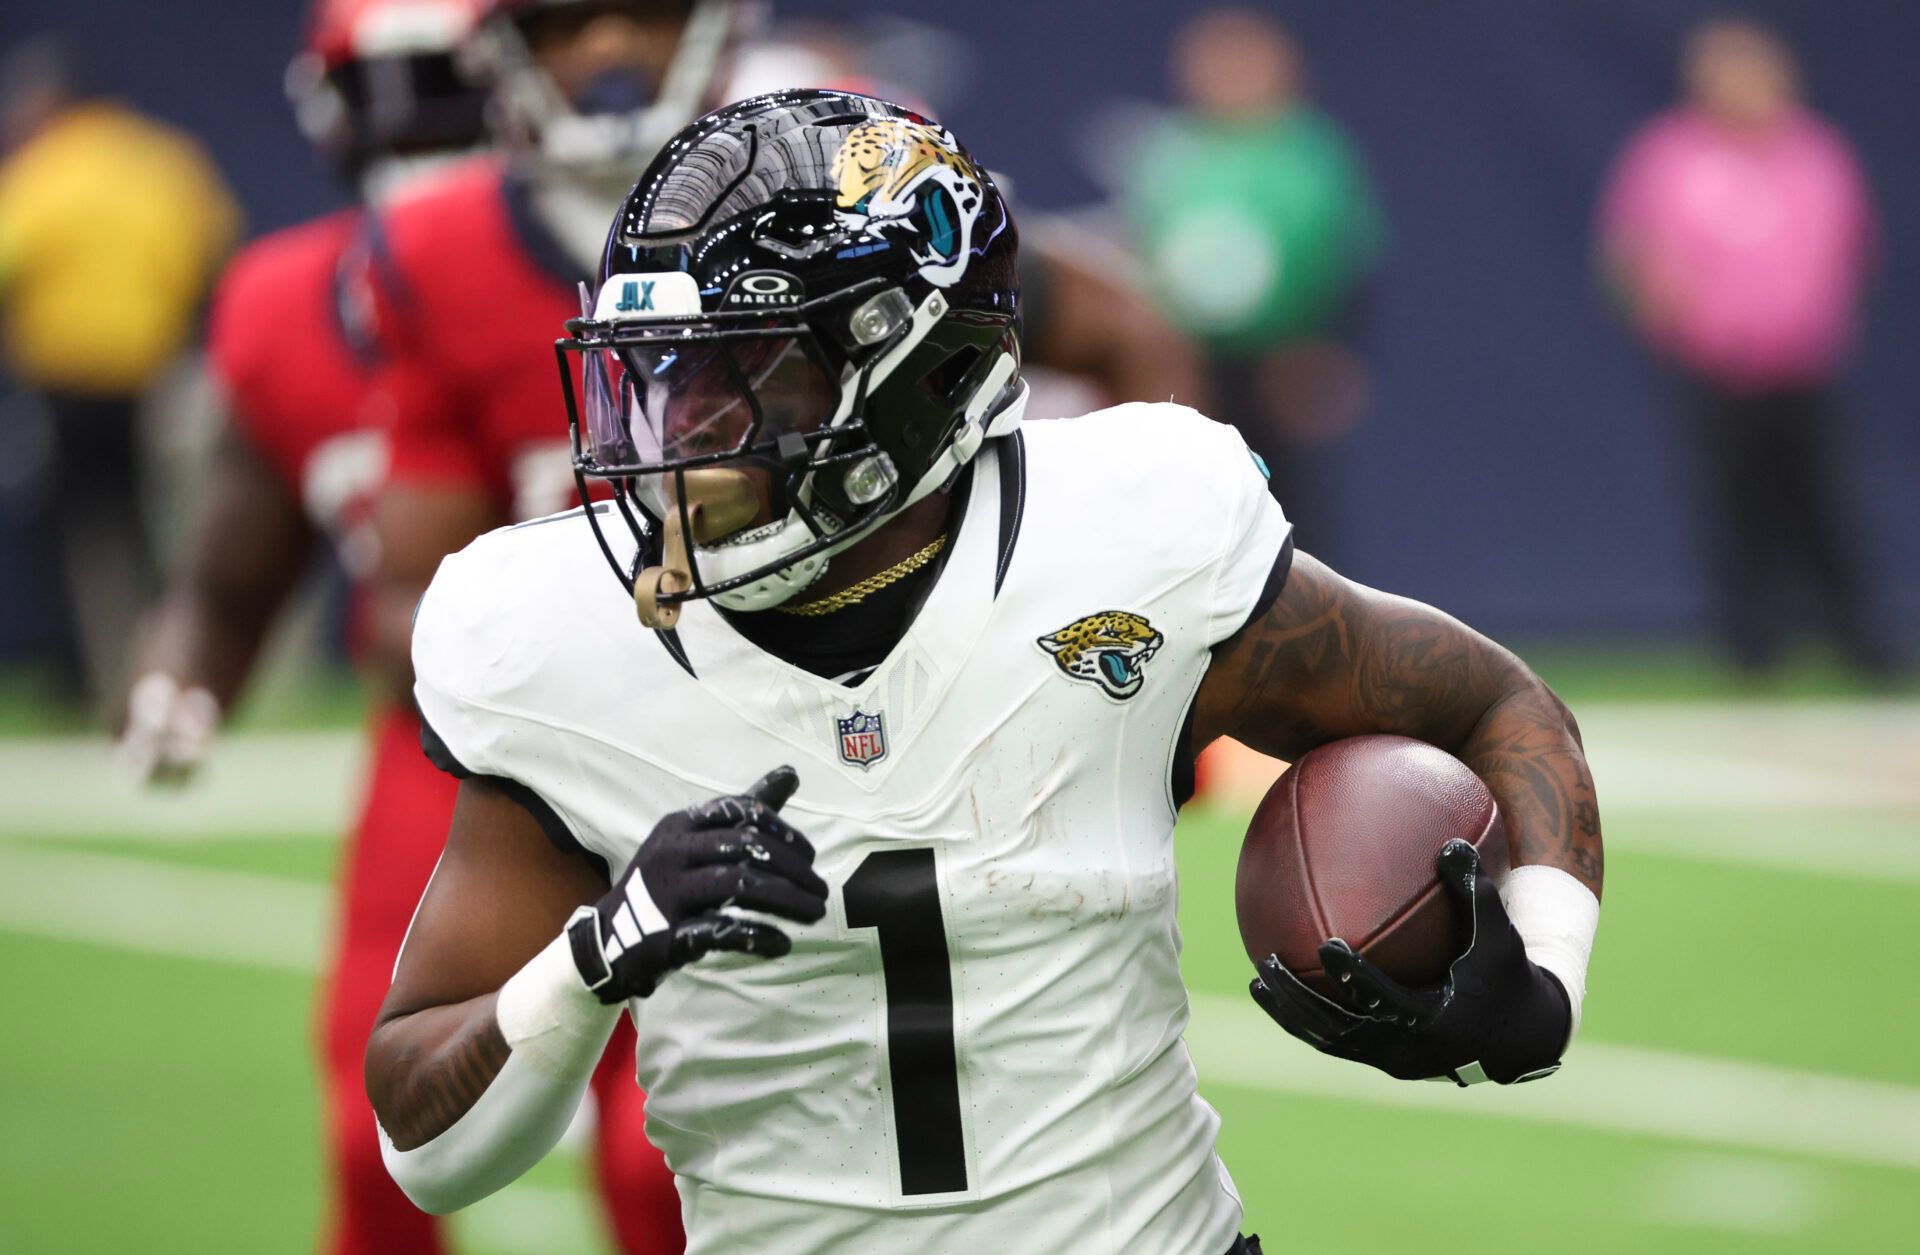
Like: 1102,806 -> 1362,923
3,696 -> 1917,1253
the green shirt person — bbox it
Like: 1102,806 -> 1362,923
1124,10 -> 1384,556
1131,106 -> 1383,354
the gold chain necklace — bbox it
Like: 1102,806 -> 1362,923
775,534 -> 948,617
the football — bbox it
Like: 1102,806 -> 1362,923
1235,734 -> 1510,995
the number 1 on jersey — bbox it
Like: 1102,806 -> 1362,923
845,848 -> 968,1195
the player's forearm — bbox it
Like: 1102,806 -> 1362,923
135,581 -> 288,715
135,426 -> 316,707
368,933 -> 620,1212
1254,556 -> 1604,898
367,995 -> 512,1152
1457,677 -> 1603,899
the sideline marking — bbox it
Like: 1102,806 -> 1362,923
0,732 -> 359,840
0,843 -> 328,972
1185,992 -> 1920,1174
1642,1150 -> 1825,1234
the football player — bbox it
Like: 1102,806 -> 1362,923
119,4 -> 678,1253
364,93 -> 1604,1252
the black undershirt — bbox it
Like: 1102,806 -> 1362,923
719,467 -> 973,685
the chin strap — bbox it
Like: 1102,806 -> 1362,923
633,470 -> 760,628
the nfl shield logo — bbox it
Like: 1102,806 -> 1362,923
836,710 -> 888,770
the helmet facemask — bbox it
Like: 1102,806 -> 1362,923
553,90 -> 1024,629
559,272 -> 1023,626
469,0 -> 739,188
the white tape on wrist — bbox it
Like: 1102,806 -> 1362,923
1500,865 -> 1600,1043
495,928 -> 622,1081
379,929 -> 623,1213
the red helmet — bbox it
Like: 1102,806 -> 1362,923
287,0 -> 491,184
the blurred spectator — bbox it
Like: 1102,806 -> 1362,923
1599,18 -> 1890,676
0,34 -> 239,706
1125,8 -> 1383,551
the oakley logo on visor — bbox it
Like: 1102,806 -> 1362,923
724,271 -> 805,308
595,272 -> 703,321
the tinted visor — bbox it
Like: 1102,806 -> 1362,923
578,331 -> 839,472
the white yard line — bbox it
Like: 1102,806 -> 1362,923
4,841 -> 1917,1175
1602,819 -> 1920,885
0,843 -> 330,972
1185,991 -> 1920,1174
453,1181 -> 604,1255
4,699 -> 1917,843
1640,1151 -> 1826,1235
0,732 -> 360,840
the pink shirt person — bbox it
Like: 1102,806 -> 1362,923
1599,106 -> 1876,394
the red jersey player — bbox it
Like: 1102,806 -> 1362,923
363,3 -> 747,1251
121,4 -> 679,1254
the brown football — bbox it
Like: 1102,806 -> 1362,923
1236,734 -> 1510,995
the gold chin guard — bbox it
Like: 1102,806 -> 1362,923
633,470 -> 762,629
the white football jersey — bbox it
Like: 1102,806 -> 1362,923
413,403 -> 1292,1254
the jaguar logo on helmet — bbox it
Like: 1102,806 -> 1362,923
830,118 -> 987,287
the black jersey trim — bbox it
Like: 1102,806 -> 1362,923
418,716 -> 610,879
1170,685 -> 1202,811
1172,535 -> 1295,810
1236,532 -> 1296,639
993,428 -> 1027,598
655,626 -> 696,678
501,173 -> 591,290
417,713 -> 472,779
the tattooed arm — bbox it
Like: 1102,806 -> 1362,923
366,779 -> 612,1164
1198,549 -> 1603,1083
1192,551 -> 1602,897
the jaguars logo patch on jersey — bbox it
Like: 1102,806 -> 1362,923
1036,611 -> 1165,702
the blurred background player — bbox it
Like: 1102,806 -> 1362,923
0,34 -> 238,712
1598,17 -> 1891,678
116,3 -> 681,1253
364,2 -> 751,1245
1123,7 -> 1383,556
364,0 -> 740,687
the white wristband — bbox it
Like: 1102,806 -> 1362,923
381,928 -> 624,1213
1499,865 -> 1600,1044
495,927 -> 622,1081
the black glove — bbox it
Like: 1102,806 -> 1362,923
1250,839 -> 1570,1085
567,766 -> 827,1003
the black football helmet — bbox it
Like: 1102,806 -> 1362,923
556,89 -> 1024,625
